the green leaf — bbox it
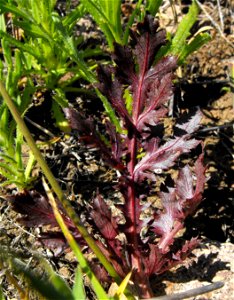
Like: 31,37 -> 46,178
15,128 -> 24,169
47,272 -> 73,298
24,151 -> 35,182
14,50 -> 23,80
0,31 -> 41,60
72,266 -> 86,300
0,168 -> 16,183
0,13 -> 6,31
179,32 -> 211,64
0,104 -> 9,132
115,271 -> 132,297
51,100 -> 70,133
30,0 -> 41,23
170,0 -> 199,56
80,0 -> 118,49
1,38 -> 12,67
123,0 -> 143,44
100,0 -> 122,42
0,162 -> 19,177
0,2 -> 33,23
11,258 -> 75,300
52,88 -> 69,108
0,152 -> 18,165
13,20 -> 53,42
0,285 -> 5,300
124,88 -> 133,115
146,0 -> 163,16
62,4 -> 86,31
61,33 -> 96,82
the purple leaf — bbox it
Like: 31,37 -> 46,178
38,232 -> 68,256
90,194 -> 123,258
134,137 -> 200,181
176,165 -> 194,200
64,107 -> 126,171
96,65 -> 135,131
9,190 -> 58,227
172,238 -> 199,261
113,43 -> 136,84
134,109 -> 202,181
143,244 -> 165,275
176,153 -> 206,216
151,154 -> 205,254
151,188 -> 184,253
175,109 -> 203,135
133,16 -> 166,74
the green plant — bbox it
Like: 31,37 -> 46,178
0,78 -> 135,299
0,0 -> 99,130
0,14 -> 205,298
83,0 -> 210,65
0,245 -> 93,300
0,1 -> 217,299
80,0 -> 145,50
0,75 -> 223,300
154,0 -> 211,65
0,14 -> 36,189
0,0 -> 124,134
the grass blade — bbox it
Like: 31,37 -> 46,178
42,177 -> 110,300
11,258 -> 74,300
170,0 -> 199,57
0,31 -> 41,60
72,265 -> 86,300
146,0 -> 163,16
179,32 -> 211,63
0,285 -> 5,300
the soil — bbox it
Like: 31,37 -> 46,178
0,1 -> 233,299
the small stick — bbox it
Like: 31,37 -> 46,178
195,0 -> 234,48
197,122 -> 234,133
147,281 -> 224,300
216,0 -> 224,32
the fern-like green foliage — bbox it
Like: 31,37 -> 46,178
81,0 -> 144,49
0,0 -> 122,132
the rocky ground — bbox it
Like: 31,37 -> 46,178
0,0 -> 233,299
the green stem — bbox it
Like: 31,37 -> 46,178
0,80 -> 121,284
42,177 -> 108,300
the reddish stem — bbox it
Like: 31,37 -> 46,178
125,32 -> 154,297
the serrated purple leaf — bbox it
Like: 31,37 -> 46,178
133,16 -> 166,74
172,238 -> 199,261
151,155 -> 205,254
137,108 -> 168,133
176,165 -> 194,200
175,109 -> 202,135
134,136 -> 200,181
96,65 -> 135,131
90,194 -> 123,258
9,190 -> 58,227
64,107 -> 126,171
38,232 -> 67,256
177,153 -> 206,216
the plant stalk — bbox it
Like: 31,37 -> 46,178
124,30 -> 154,298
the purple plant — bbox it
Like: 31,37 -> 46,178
11,16 -> 206,298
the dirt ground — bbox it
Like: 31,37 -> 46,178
0,0 -> 233,299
